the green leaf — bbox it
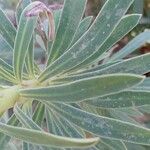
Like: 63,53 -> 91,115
92,53 -> 150,75
23,142 -> 29,150
45,109 -> 58,135
57,53 -> 150,82
99,139 -> 127,150
125,143 -> 146,150
0,122 -> 99,148
14,104 -> 100,149
17,0 -> 38,79
53,10 -> 62,32
0,37 -> 13,61
70,16 -> 93,46
81,103 -> 129,150
0,58 -> 13,75
49,103 -> 150,146
70,14 -> 142,71
6,143 -> 18,150
0,115 -> 19,149
17,0 -> 35,79
0,66 -> 16,83
32,103 -> 45,126
47,109 -> 83,138
49,111 -> 67,136
39,0 -> 134,82
87,90 -> 150,108
54,108 -> 127,150
13,2 -> 39,82
109,108 -> 142,125
131,0 -> 143,14
25,37 -> 35,78
47,0 -> 87,64
83,61 -> 120,74
20,103 -> 44,150
16,0 -> 31,23
20,74 -> 144,103
109,31 -> 150,61
0,8 -> 16,48
14,104 -> 42,130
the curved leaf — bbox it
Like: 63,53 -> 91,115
0,122 -> 99,148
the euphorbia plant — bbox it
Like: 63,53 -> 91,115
0,0 -> 150,149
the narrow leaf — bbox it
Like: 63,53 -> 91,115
57,53 -> 150,82
0,8 -> 16,48
0,58 -> 13,75
70,16 -> 93,46
49,103 -> 150,146
71,14 -> 141,70
13,2 -> 39,82
0,67 -> 16,83
32,103 -> 45,126
87,90 -> 150,108
0,122 -> 99,148
0,115 -> 19,149
20,74 -> 144,103
25,37 -> 35,78
48,0 -> 87,64
109,31 -> 150,61
39,0 -> 134,82
16,0 -> 31,23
